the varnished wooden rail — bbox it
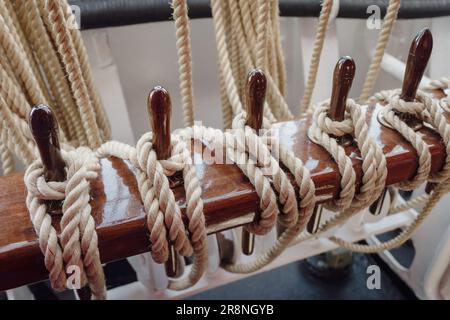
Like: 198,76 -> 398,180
0,89 -> 447,291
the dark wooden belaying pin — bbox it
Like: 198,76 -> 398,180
241,69 -> 267,256
307,56 -> 356,234
329,56 -> 356,146
372,29 -> 433,216
147,86 -> 184,278
29,104 -> 66,183
29,104 -> 93,300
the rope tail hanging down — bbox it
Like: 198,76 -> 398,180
298,0 -> 334,115
359,0 -> 401,102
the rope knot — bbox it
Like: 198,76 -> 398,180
24,147 -> 106,299
313,99 -> 355,136
389,91 -> 431,118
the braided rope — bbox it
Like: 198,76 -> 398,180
425,76 -> 450,91
0,141 -> 14,176
25,148 -> 106,299
309,99 -> 387,211
1,0 -> 449,295
255,0 -> 270,69
61,2 -> 111,141
0,13 -> 47,107
44,0 -> 102,148
0,1 -> 54,107
96,133 -> 208,290
172,0 -> 196,127
298,0 -> 333,115
271,1 -> 287,96
18,0 -> 87,145
0,96 -> 35,165
359,0 -> 401,103
330,90 -> 450,252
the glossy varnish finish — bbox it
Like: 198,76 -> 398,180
0,88 -> 447,290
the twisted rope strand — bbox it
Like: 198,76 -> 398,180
173,0 -> 196,127
359,0 -> 401,103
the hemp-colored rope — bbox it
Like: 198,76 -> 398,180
16,0 -> 87,145
25,163 -> 67,292
179,122 -> 315,273
211,0 -> 245,117
359,0 -> 401,103
330,90 -> 450,252
61,2 -> 111,141
238,0 -> 291,121
24,148 -> 107,299
308,99 -> 387,212
212,0 -> 291,122
222,118 -> 317,273
1,0 -> 449,296
271,1 -> 287,96
0,14 -> 47,108
96,133 -> 209,291
172,0 -> 196,127
255,0 -> 270,69
0,1 -> 54,108
426,76 -> 450,91
232,113 -> 298,229
298,0 -> 333,115
44,0 -> 103,148
389,192 -> 429,215
0,96 -> 35,165
0,141 -> 14,176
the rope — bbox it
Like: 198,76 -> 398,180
62,3 -> 111,141
0,141 -> 14,176
0,0 -> 448,297
96,133 -> 208,291
17,0 -> 87,145
172,0 -> 196,127
359,0 -> 401,103
25,148 -> 106,299
308,99 -> 387,226
44,0 -> 103,148
330,90 -> 450,252
298,0 -> 334,115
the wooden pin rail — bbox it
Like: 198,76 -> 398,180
0,89 -> 447,291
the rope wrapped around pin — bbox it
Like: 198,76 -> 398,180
96,87 -> 207,290
378,89 -> 450,188
424,76 -> 450,113
308,57 -> 387,215
328,30 -> 450,252
24,105 -> 106,299
25,147 -> 106,299
232,112 -> 297,231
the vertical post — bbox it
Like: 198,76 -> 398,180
307,56 -> 355,233
29,105 -> 66,182
29,105 -> 92,300
147,86 -> 183,278
242,69 -> 266,256
371,29 -> 434,215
